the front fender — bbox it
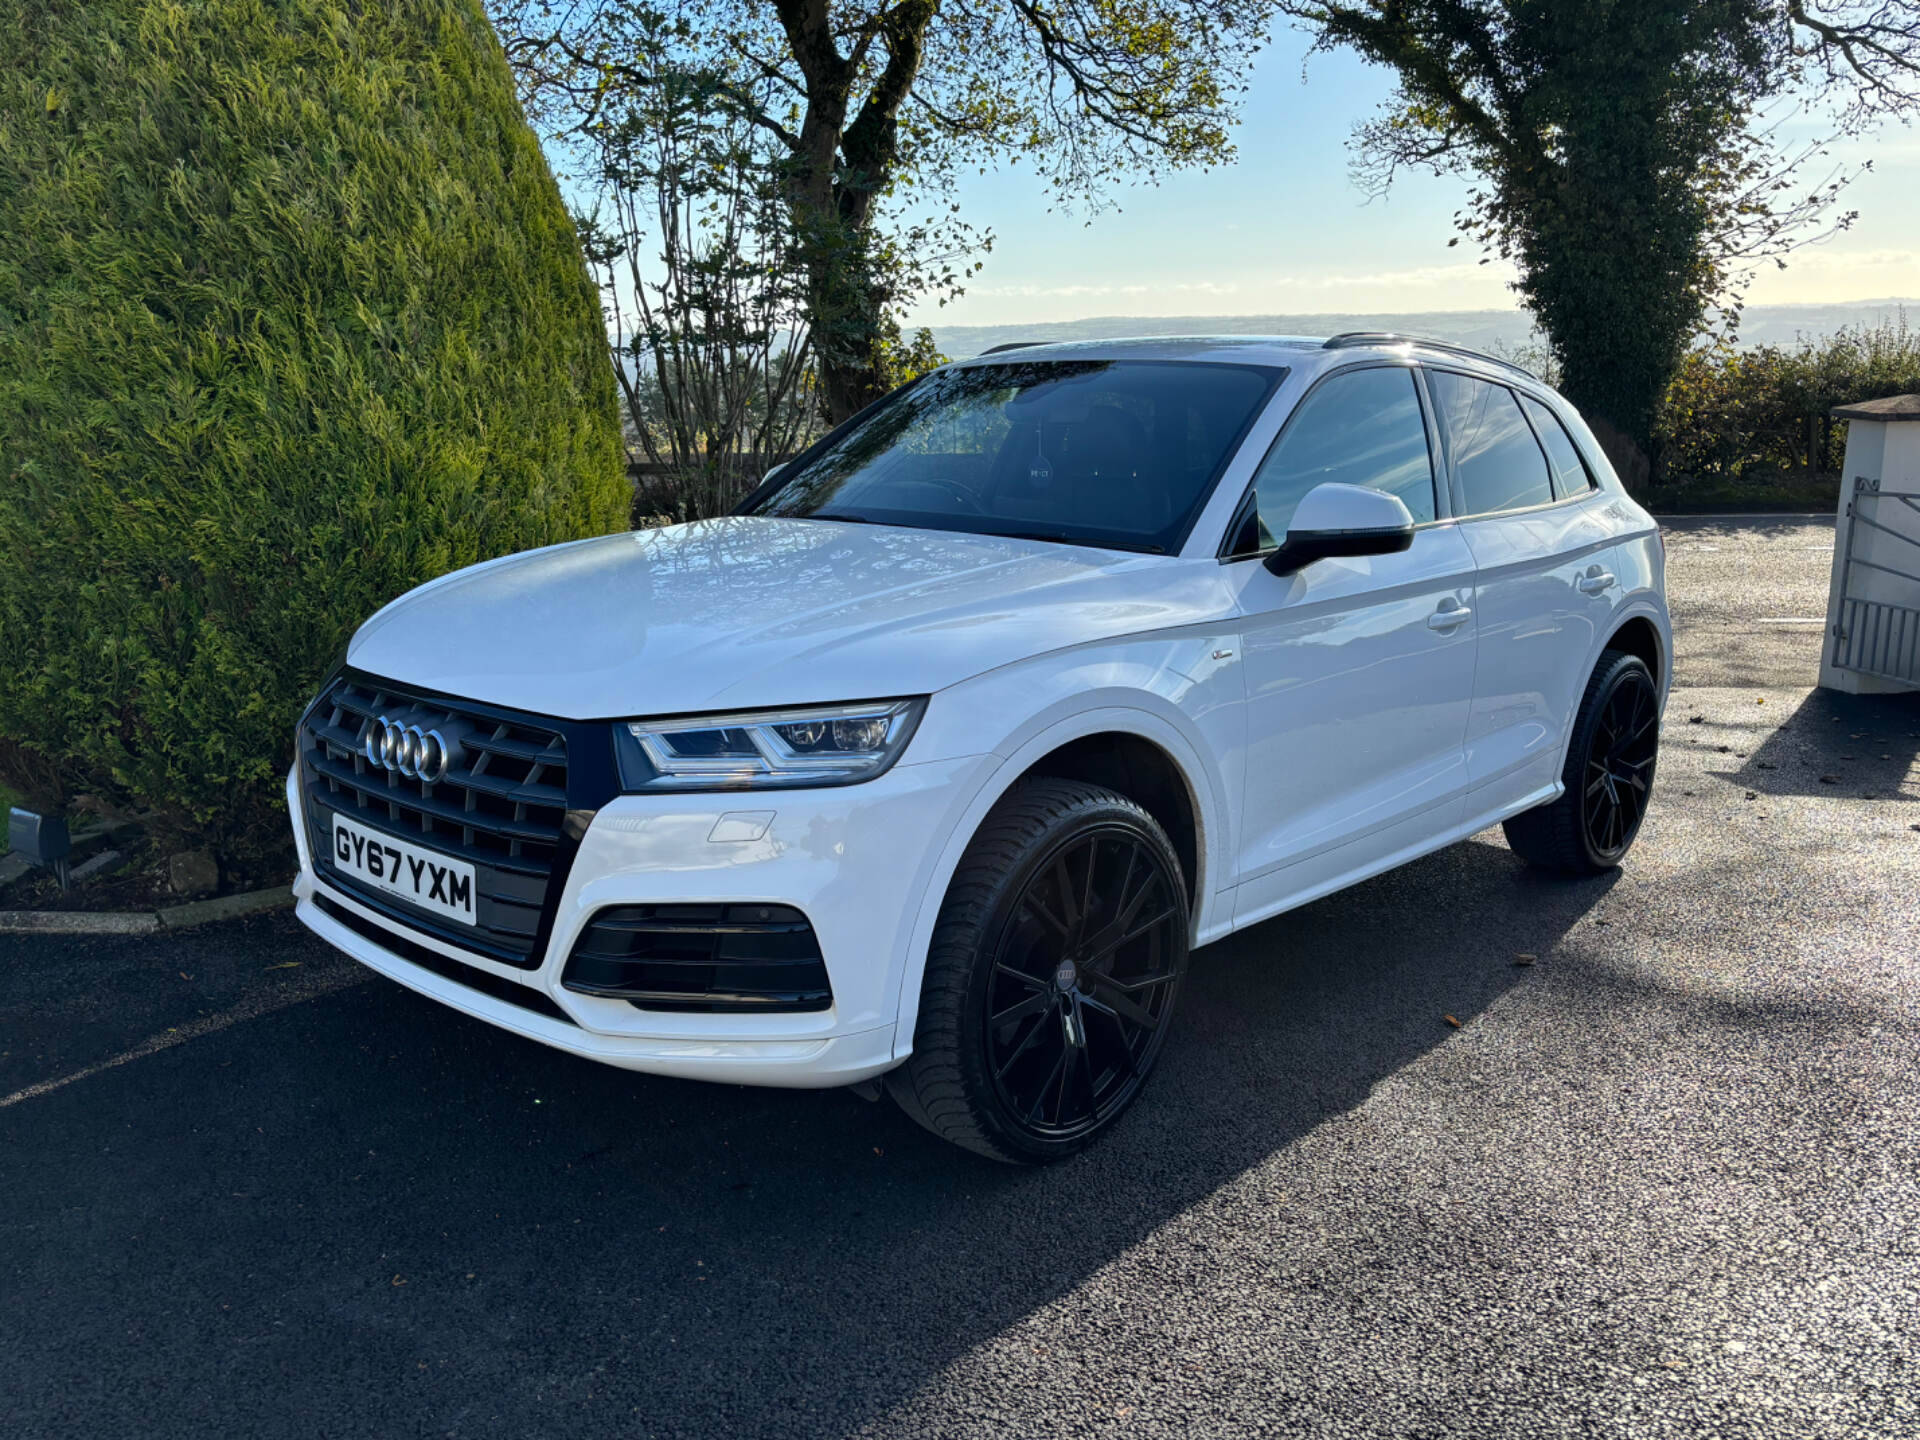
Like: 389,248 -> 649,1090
888,633 -> 1244,1057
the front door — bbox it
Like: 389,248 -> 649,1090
1222,364 -> 1479,927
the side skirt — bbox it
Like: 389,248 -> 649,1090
1219,781 -> 1562,942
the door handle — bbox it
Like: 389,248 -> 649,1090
1577,571 -> 1616,595
1427,604 -> 1473,631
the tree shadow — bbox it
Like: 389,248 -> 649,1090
1722,686 -> 1920,802
3,837 -> 1615,1439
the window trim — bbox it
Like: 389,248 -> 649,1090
1422,363 -> 1589,523
1215,358 -> 1447,563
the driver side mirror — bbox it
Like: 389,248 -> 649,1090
1263,482 -> 1416,577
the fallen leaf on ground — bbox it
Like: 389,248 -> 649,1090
1514,953 -> 1537,966
1444,1014 -> 1462,1028
263,961 -> 299,970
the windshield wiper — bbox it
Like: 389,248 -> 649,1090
989,529 -> 1166,555
795,513 -> 1164,555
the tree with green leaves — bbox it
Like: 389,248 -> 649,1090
0,0 -> 627,865
498,0 -> 1275,422
1281,1 -> 1920,482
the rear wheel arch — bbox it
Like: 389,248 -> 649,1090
1604,614 -> 1664,688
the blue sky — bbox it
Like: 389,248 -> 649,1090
904,23 -> 1920,329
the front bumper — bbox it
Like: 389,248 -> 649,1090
289,749 -> 991,1088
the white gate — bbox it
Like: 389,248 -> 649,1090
1830,475 -> 1920,685
1820,396 -> 1920,695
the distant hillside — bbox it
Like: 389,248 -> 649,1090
924,299 -> 1918,360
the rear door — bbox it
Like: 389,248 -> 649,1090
1427,369 -> 1621,815
1222,363 -> 1479,926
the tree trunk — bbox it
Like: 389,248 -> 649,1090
772,0 -> 933,425
789,196 -> 890,425
818,344 -> 888,424
1516,158 -> 1701,497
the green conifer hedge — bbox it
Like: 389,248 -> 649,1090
0,0 -> 627,867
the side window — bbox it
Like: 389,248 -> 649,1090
1237,367 -> 1436,552
1519,394 -> 1596,499
1428,370 -> 1555,516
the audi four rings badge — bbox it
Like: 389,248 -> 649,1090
364,716 -> 453,783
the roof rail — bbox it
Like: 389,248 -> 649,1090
979,341 -> 1045,355
1322,331 -> 1539,381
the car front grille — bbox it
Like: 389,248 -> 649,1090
298,676 -> 571,968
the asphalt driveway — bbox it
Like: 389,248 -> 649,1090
3,515 -> 1917,1439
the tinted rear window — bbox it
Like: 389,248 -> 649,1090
1429,371 -> 1555,516
1519,394 -> 1595,499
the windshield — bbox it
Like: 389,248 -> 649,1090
741,360 -> 1283,554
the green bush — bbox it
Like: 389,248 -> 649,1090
0,0 -> 627,868
1657,316 -> 1920,486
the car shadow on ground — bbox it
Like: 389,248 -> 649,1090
3,837 -> 1616,1439
1720,687 -> 1920,803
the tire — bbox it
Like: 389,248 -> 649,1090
887,778 -> 1192,1163
1503,649 -> 1660,874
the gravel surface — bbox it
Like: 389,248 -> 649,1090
3,516 -> 1917,1439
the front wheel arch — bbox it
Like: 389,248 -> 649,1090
887,708 -> 1226,1058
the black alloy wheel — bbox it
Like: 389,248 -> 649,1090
888,778 -> 1191,1162
1504,649 -> 1661,874
984,823 -> 1183,1140
1581,661 -> 1659,860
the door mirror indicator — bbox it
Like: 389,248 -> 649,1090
1263,483 -> 1417,576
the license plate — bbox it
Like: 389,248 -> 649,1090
329,813 -> 476,927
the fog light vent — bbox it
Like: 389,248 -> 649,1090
561,903 -> 832,1013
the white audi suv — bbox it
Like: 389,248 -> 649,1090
290,334 -> 1669,1161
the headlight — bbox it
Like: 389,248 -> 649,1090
614,699 -> 926,791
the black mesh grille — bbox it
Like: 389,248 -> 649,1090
561,904 -> 833,1012
299,677 -> 569,967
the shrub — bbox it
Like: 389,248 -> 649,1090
0,0 -> 627,868
1657,315 -> 1920,486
